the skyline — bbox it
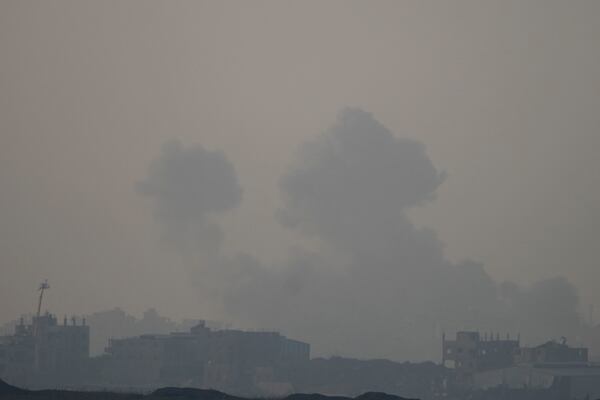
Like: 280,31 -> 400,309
2,1 -> 600,361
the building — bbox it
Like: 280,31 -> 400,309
103,321 -> 310,394
0,313 -> 89,387
443,330 -> 597,398
472,364 -> 600,400
514,338 -> 588,364
103,322 -> 211,386
0,319 -> 34,385
0,307 -> 310,394
442,331 -> 520,380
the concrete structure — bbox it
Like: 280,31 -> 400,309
443,330 -> 597,398
0,313 -> 89,387
103,322 -> 211,386
0,305 -> 309,395
473,364 -> 600,400
514,338 -> 588,364
103,321 -> 310,394
442,331 -> 520,379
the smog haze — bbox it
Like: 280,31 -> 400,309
1,0 -> 600,361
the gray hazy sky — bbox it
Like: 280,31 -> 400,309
1,0 -> 599,351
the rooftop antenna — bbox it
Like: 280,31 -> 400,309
33,280 -> 49,372
33,280 -> 50,337
36,280 -> 50,320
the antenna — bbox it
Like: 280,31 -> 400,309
36,280 -> 50,319
33,280 -> 49,373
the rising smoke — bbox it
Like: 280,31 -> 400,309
136,139 -> 242,255
138,109 -> 583,360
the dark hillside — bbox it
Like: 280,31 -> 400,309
0,379 -> 417,400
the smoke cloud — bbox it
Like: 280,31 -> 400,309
136,139 -> 242,255
278,108 -> 447,268
498,276 -> 581,343
224,108 -> 499,359
138,109 -> 583,360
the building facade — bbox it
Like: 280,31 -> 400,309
442,331 -> 520,379
515,339 -> 588,364
442,330 -> 596,398
103,321 -> 310,394
0,313 -> 89,387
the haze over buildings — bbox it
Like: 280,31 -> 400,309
1,0 -> 600,363
2,311 -> 599,399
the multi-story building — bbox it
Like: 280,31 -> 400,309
442,331 -> 520,379
103,322 -> 211,386
103,321 -> 310,394
442,330 -> 593,393
0,313 -> 89,387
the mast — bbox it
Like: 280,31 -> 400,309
33,280 -> 49,373
36,280 -> 50,319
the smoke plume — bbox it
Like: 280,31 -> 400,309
138,109 -> 583,360
136,139 -> 242,255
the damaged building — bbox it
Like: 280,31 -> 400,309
443,331 -> 589,377
442,331 -> 600,399
442,331 -> 520,380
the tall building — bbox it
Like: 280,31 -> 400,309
0,313 -> 89,387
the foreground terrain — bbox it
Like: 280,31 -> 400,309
0,379 -> 416,400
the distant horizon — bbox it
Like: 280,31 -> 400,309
3,302 -> 597,364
